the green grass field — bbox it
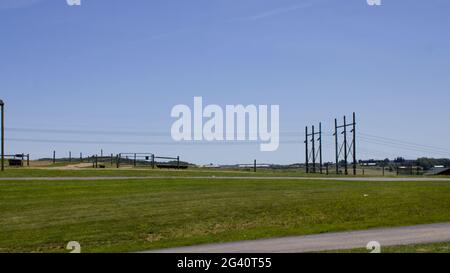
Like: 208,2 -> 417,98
1,170 -> 450,253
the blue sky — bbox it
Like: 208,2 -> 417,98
1,0 -> 450,164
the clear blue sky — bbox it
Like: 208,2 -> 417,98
1,0 -> 450,164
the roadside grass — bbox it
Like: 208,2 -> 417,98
327,241 -> 450,253
0,168 -> 308,178
1,178 -> 450,252
0,167 -> 418,178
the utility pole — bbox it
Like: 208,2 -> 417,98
334,119 -> 339,174
335,113 -> 357,176
0,99 -> 4,172
319,122 -> 323,174
305,123 -> 322,174
305,126 -> 309,173
352,112 -> 357,175
343,116 -> 348,175
311,125 -> 316,173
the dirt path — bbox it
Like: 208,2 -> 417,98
44,163 -> 93,170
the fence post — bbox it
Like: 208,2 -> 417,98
80,153 -> 83,162
254,159 -> 257,173
177,156 -> 180,169
326,164 -> 329,175
53,151 -> 56,164
151,154 -> 155,169
69,151 -> 72,162
111,153 -> 113,166
27,154 -> 30,167
117,154 -> 120,168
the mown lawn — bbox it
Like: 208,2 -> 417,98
1,178 -> 450,253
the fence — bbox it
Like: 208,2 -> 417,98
116,153 -> 184,169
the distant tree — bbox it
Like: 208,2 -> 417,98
416,158 -> 450,170
394,157 -> 405,163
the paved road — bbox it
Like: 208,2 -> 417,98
146,222 -> 450,253
1,176 -> 450,181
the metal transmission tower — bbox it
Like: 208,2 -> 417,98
304,123 -> 323,174
334,112 -> 357,175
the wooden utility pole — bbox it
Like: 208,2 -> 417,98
334,119 -> 339,174
305,126 -> 309,173
352,112 -> 357,175
0,100 -> 4,171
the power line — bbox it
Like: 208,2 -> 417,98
6,137 -> 304,146
359,133 -> 450,154
359,137 -> 450,157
